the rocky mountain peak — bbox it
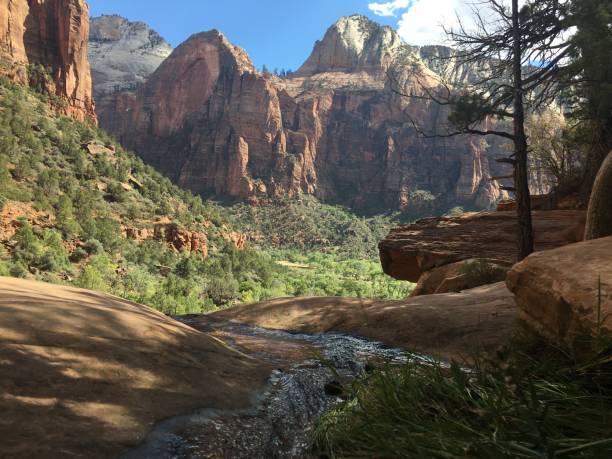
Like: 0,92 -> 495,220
178,30 -> 255,74
89,15 -> 173,100
295,14 -> 417,76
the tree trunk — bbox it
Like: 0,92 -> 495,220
512,0 -> 534,260
585,150 -> 612,240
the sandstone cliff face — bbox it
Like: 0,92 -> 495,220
89,15 -> 172,116
0,0 -> 95,121
97,15 -> 511,213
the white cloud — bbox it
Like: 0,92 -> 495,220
368,0 -> 411,17
369,0 -> 528,47
396,0 -> 472,46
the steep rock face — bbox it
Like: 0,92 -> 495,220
0,0 -> 95,121
89,15 -> 172,116
418,45 -> 493,87
97,15 -> 511,213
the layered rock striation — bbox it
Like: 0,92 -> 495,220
96,15 -> 511,213
0,0 -> 95,120
379,210 -> 586,283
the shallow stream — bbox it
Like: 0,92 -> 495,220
122,320 -> 421,459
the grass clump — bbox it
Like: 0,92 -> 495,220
459,258 -> 509,286
313,331 -> 612,458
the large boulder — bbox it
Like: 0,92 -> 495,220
411,258 -> 511,296
506,236 -> 612,349
379,210 -> 586,282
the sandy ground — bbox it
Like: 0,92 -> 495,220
0,277 -> 272,459
211,282 -> 518,362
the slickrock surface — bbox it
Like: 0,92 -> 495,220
506,236 -> 612,349
96,15 -> 513,213
379,210 -> 586,282
0,277 -> 270,458
211,283 -> 518,362
0,0 -> 95,120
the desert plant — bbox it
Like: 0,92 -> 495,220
459,259 -> 509,285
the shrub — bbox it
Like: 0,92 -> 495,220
70,247 -> 88,263
84,239 -> 104,255
9,262 -> 29,278
76,266 -> 107,291
12,220 -> 43,266
459,258 -> 508,285
0,259 -> 9,276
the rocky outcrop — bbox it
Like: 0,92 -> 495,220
89,15 -> 172,119
0,200 -> 53,242
379,210 -> 586,283
155,222 -> 208,257
210,282 -> 517,362
122,221 -> 209,257
506,237 -> 612,350
0,0 -> 95,121
411,259 -> 511,296
96,15 -> 511,214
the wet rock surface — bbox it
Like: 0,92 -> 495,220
122,321 -> 414,459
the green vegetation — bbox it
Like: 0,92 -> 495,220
0,76 -> 410,313
313,329 -> 612,458
459,258 -> 509,286
226,196 -> 400,259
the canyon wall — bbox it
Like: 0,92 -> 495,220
0,0 -> 95,121
96,15 -> 511,214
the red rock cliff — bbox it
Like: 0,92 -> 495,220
0,0 -> 95,121
99,16 -> 510,213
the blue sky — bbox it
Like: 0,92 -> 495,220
88,1 -> 397,71
88,1 -> 474,71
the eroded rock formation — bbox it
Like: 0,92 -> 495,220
379,210 -> 586,283
96,15 -> 512,213
0,0 -> 95,121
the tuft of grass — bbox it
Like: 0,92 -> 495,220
312,329 -> 612,458
459,258 -> 509,286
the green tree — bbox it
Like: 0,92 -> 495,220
13,220 -> 43,266
55,195 -> 80,236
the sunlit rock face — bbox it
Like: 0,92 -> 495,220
0,0 -> 95,121
95,15 -> 513,214
89,15 -> 172,125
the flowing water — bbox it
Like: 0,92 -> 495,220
122,320 -> 424,459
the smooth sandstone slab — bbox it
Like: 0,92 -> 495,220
0,277 -> 270,458
210,282 -> 518,362
506,236 -> 612,347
